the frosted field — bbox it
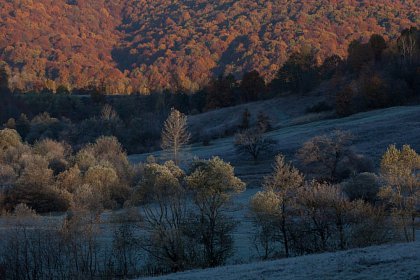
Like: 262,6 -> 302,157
130,105 -> 420,186
143,239 -> 420,280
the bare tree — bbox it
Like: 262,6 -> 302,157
110,208 -> 142,277
101,104 -> 119,121
379,144 -> 420,242
250,190 -> 281,259
186,157 -> 245,267
295,181 -> 350,252
161,108 -> 191,165
235,128 -> 276,163
398,29 -> 417,65
297,130 -> 353,182
139,161 -> 190,272
251,155 -> 304,258
264,155 -> 303,256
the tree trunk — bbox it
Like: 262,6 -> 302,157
412,214 -> 416,242
281,204 -> 289,258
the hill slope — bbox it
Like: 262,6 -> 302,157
0,0 -> 127,91
0,0 -> 418,93
130,105 -> 420,186
143,240 -> 420,280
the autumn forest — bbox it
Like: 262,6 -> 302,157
0,0 -> 418,94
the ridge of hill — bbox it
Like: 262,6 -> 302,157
142,240 -> 420,280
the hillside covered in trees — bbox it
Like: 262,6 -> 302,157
0,0 -> 418,94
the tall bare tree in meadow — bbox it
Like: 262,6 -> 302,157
161,108 -> 190,165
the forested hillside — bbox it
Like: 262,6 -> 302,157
0,0 -> 128,92
0,0 -> 418,94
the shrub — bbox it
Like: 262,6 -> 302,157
349,201 -> 394,247
336,153 -> 374,181
235,128 -> 276,163
84,164 -> 121,209
34,139 -> 70,174
13,203 -> 37,217
342,172 -> 380,203
0,128 -> 22,151
4,185 -> 70,213
305,101 -> 333,113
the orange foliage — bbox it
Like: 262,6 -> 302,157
0,0 -> 417,94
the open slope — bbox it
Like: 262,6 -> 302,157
130,105 -> 420,186
129,104 -> 420,265
143,241 -> 420,280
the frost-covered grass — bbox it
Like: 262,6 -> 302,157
187,94 -> 330,138
130,105 -> 420,187
143,240 -> 420,280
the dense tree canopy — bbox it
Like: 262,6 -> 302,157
0,0 -> 417,93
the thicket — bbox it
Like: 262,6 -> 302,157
0,130 -> 246,278
0,130 -> 135,213
250,144 -> 419,259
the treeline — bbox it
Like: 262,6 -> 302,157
270,27 -> 420,115
0,65 -> 270,154
334,28 -> 420,116
0,89 -> 166,154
